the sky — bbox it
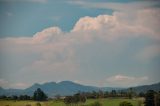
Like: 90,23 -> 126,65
0,0 -> 160,89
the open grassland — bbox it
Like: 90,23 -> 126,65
0,98 -> 144,106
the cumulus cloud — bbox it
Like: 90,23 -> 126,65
0,5 -> 159,88
72,8 -> 160,41
33,27 -> 62,43
106,75 -> 148,87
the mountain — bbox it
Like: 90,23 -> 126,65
0,87 -> 23,96
24,81 -> 101,97
0,81 -> 117,97
131,82 -> 160,93
0,81 -> 159,98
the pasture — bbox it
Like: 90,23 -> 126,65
0,98 -> 144,106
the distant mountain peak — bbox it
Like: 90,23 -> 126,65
0,81 -> 159,98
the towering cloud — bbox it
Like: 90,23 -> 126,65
0,5 -> 159,88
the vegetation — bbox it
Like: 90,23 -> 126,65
1,89 -> 160,106
154,91 -> 160,106
90,101 -> 102,106
33,88 -> 48,101
144,90 -> 160,106
0,98 -> 141,106
119,101 -> 133,106
64,93 -> 86,105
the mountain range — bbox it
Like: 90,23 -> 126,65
0,81 -> 160,98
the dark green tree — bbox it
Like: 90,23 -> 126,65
110,90 -> 117,97
154,91 -> 160,106
12,95 -> 18,100
138,92 -> 145,97
33,88 -> 47,101
104,91 -> 109,98
128,88 -> 133,99
145,90 -> 155,106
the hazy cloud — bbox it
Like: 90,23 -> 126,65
106,75 -> 148,87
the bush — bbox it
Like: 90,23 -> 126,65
36,102 -> 41,106
90,101 -> 102,106
119,101 -> 133,106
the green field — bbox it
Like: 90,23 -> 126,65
0,98 -> 144,106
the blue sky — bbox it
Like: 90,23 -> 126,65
0,0 -> 160,89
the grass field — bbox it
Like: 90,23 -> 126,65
0,98 -> 144,106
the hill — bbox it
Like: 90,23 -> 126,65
0,81 -> 159,97
131,82 -> 160,93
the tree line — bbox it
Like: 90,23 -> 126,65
0,88 -> 160,106
62,89 -> 160,106
0,88 -> 47,101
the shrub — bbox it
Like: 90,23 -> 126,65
119,101 -> 133,106
90,101 -> 102,106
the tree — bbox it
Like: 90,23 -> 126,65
64,96 -> 73,105
128,88 -> 133,99
12,95 -> 18,100
98,90 -> 104,98
104,91 -> 109,98
33,88 -> 48,101
154,91 -> 160,106
145,90 -> 155,106
64,93 -> 86,105
79,94 -> 86,103
139,92 -> 145,97
0,95 -> 7,99
110,90 -> 117,97
19,95 -> 31,100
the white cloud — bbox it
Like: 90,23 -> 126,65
33,27 -> 62,43
0,6 -> 159,88
106,75 -> 148,87
72,8 -> 160,41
